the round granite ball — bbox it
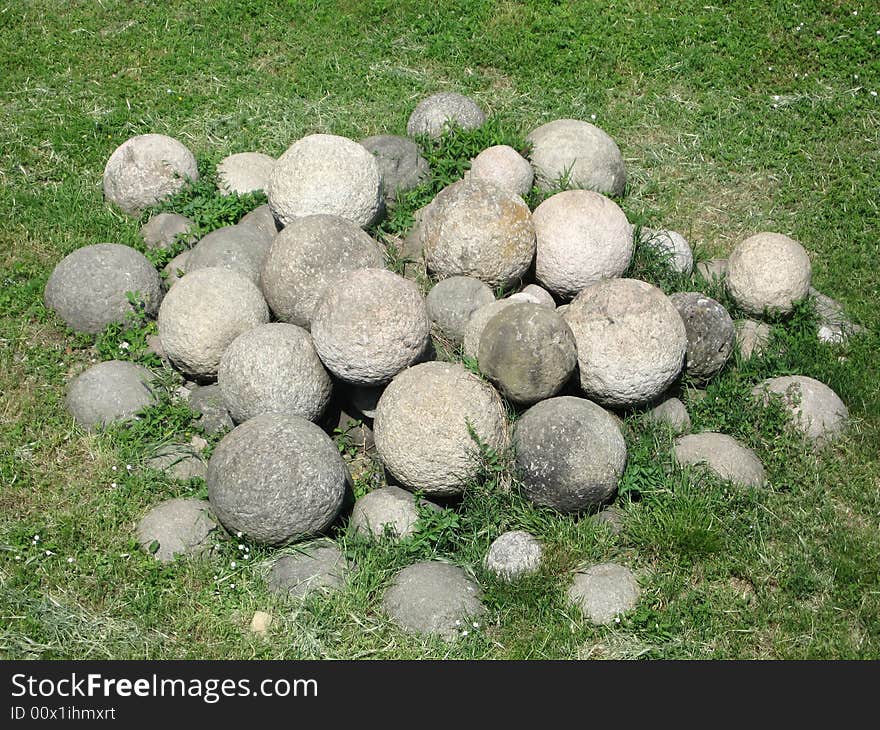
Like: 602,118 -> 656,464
238,204 -> 281,244
218,323 -> 332,424
639,228 -> 693,274
533,190 -> 633,300
406,92 -> 486,138
349,485 -> 440,541
207,413 -> 348,545
726,232 -> 811,317
564,279 -> 687,407
311,269 -> 430,386
527,119 -> 626,196
186,224 -> 271,285
462,299 -> 517,360
484,530 -> 543,581
44,244 -> 163,335
267,134 -> 382,228
478,303 -> 577,406
469,145 -> 534,197
140,213 -> 195,251
374,361 -> 508,497
66,360 -> 157,431
426,276 -> 495,346
158,268 -> 269,380
568,563 -> 640,625
423,178 -> 535,289
103,134 -> 198,215
670,292 -> 735,383
752,375 -> 849,447
360,135 -> 430,203
514,396 -> 626,514
136,498 -> 217,563
673,432 -> 766,488
217,152 -> 275,195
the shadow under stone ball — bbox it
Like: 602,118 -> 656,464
360,135 -> 430,204
207,413 -> 349,545
425,275 -> 495,346
670,292 -> 735,383
186,224 -> 271,285
65,360 -> 157,432
406,92 -> 487,138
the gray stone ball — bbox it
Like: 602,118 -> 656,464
267,134 -> 382,228
188,384 -> 234,434
568,563 -> 640,624
374,361 -> 508,497
670,292 -> 735,383
217,152 -> 275,195
44,243 -> 163,334
426,276 -> 495,346
484,530 -> 542,581
238,204 -> 281,245
639,227 -> 693,274
136,498 -> 217,563
752,375 -> 849,447
186,224 -> 271,285
406,92 -> 487,138
518,284 -> 556,308
468,145 -> 534,197
696,258 -> 728,281
207,413 -> 349,545
162,251 -> 190,290
514,396 -> 627,514
267,543 -> 350,598
644,396 -> 691,434
140,212 -> 195,250
360,134 -> 430,203
144,444 -> 207,481
735,319 -> 772,359
349,485 -> 440,541
673,432 -> 766,488
103,133 -> 198,215
461,299 -> 517,360
66,360 -> 157,431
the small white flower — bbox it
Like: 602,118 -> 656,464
768,66 -> 773,71
67,557 -> 75,564
119,341 -> 130,350
590,114 -> 597,120
126,464 -> 132,471
614,616 -> 621,623
44,550 -> 53,556
112,466 -> 117,471
243,554 -> 250,560
454,620 -> 461,626
15,555 -> 21,561
230,561 -> 237,568
871,91 -> 878,97
852,10 -> 857,15
111,482 -> 117,489
461,630 -> 469,636
472,622 -> 480,628
773,95 -> 781,100
236,531 -> 243,538
238,543 -> 245,550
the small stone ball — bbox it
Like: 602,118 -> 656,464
207,413 -> 349,545
158,268 -> 269,380
267,543 -> 350,598
136,498 -> 217,562
469,145 -> 534,197
426,276 -> 495,346
238,204 -> 281,244
65,360 -> 157,431
752,375 -> 849,447
140,212 -> 195,250
514,396 -> 627,514
726,232 -> 812,317
373,361 -> 508,497
568,563 -> 640,624
44,244 -> 163,334
360,135 -> 430,203
217,152 -> 275,195
349,485 -> 440,541
670,292 -> 735,383
484,530 -> 542,581
162,251 -> 190,290
644,396 -> 691,434
188,384 -> 234,435
103,134 -> 198,215
526,119 -> 626,196
519,284 -> 556,308
696,258 -> 728,281
267,134 -> 382,228
144,444 -> 207,481
461,299 -> 517,360
639,228 -> 693,274
311,269 -> 430,386
186,224 -> 271,285
406,92 -> 486,138
260,214 -> 385,328
532,190 -> 633,300
673,432 -> 766,488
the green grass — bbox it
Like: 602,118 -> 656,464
1,0 -> 879,659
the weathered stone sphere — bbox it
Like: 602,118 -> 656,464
44,244 -> 162,334
268,543 -> 350,598
514,396 -> 626,514
426,276 -> 495,346
735,319 -> 772,359
644,396 -> 691,434
311,269 -> 430,386
186,224 -> 271,285
218,323 -> 332,424
238,204 -> 281,244
217,152 -> 275,195
103,134 -> 198,215
65,360 -> 157,431
568,563 -> 640,624
518,284 -> 556,308
422,178 -> 535,288
479,303 -> 577,406
374,361 -> 508,497
461,299 -> 517,360
527,119 -> 626,196
140,213 -> 195,250
349,485 -> 440,541
532,190 -> 633,300
162,251 -> 190,290
188,384 -> 234,435
484,531 -> 542,581
469,145 -> 533,197
360,135 -> 430,203
136,498 -> 217,563
406,92 -> 486,138
726,233 -> 811,317
158,268 -> 269,380
564,279 -> 687,407
267,134 -> 382,228
640,228 -> 693,274
673,432 -> 766,488
670,292 -> 735,383
207,413 -> 348,545
752,375 -> 848,447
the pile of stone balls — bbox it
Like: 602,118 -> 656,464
45,92 -> 858,636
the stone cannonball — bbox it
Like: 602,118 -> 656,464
752,375 -> 849,447
349,485 -> 440,541
136,498 -> 217,563
65,360 -> 157,432
140,212 -> 195,251
360,134 -> 430,204
217,151 -> 275,195
186,224 -> 271,285
425,276 -> 495,346
468,144 -> 534,197
639,227 -> 694,275
673,432 -> 766,488
406,92 -> 487,138
670,292 -> 735,383
484,530 -> 543,581
461,299 -> 517,360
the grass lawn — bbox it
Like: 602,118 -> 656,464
1,0 -> 878,659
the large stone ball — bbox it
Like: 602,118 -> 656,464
267,134 -> 382,228
44,243 -> 162,334
423,178 -> 535,288
526,119 -> 626,196
532,190 -> 633,300
103,134 -> 198,215
563,279 -> 687,407
478,303 -> 577,406
207,413 -> 348,545
311,269 -> 430,386
468,145 -> 534,197
373,361 -> 508,497
670,292 -> 735,383
360,135 -> 430,204
461,299 -> 517,360
484,530 -> 543,581
186,224 -> 271,285
217,152 -> 275,195
218,323 -> 332,424
726,233 -> 811,317
406,92 -> 486,138
260,214 -> 385,328
752,375 -> 849,447
514,396 -> 626,514
158,268 -> 269,380
65,360 -> 157,431
425,275 -> 495,346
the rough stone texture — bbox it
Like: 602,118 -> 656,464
261,214 -> 385,328
218,323 -> 332,424
810,287 -> 865,344
752,376 -> 849,447
136,498 -> 217,563
189,384 -> 234,434
144,445 -> 207,481
373,361 -> 508,497
532,190 -> 633,300
382,561 -> 486,639
568,563 -> 640,624
590,506 -> 625,536
726,232 -> 812,317
564,279 -> 687,407
207,413 -> 349,545
639,228 -> 693,274
406,92 -> 486,138
527,119 -> 626,196
644,396 -> 691,433
696,258 -> 728,281
311,269 -> 430,386
349,485 -> 440,540
674,432 -> 766,487
670,292 -> 735,383
267,134 -> 382,228
238,204 -> 281,244
461,299 -> 517,360
44,244 -> 163,334
217,152 -> 275,195
267,544 -> 349,598
66,360 -> 156,431
514,396 -> 626,514
422,178 -> 536,289
140,213 -> 195,250
186,224 -> 271,285
478,303 -> 577,406
468,145 -> 534,197
360,135 -> 430,203
519,284 -> 556,308
426,276 -> 495,346
162,251 -> 190,289
735,319 -> 772,359
484,531 -> 542,581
